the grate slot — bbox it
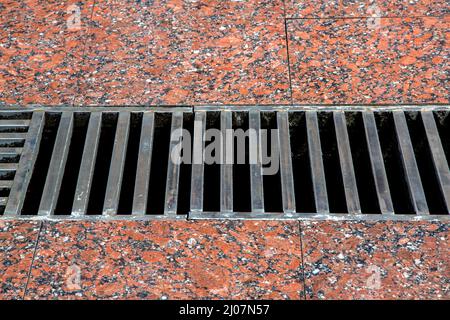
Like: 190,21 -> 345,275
249,110 -> 264,212
164,112 -> 183,215
334,111 -> 361,213
54,113 -> 90,215
132,112 -> 155,215
289,112 -> 315,213
4,112 -> 44,216
38,112 -> 74,216
0,133 -> 27,147
146,113 -> 171,215
232,112 -> 251,212
0,148 -> 22,163
393,111 -> 429,214
117,113 -> 142,215
103,112 -> 131,215
0,120 -> 30,131
362,111 -> 394,214
87,113 -> 118,214
221,111 -> 233,212
72,112 -> 102,215
346,112 -> 381,214
422,111 -> 450,213
261,112 -> 282,213
190,111 -> 206,212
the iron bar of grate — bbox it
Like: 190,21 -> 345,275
164,112 -> 184,215
0,163 -> 18,172
38,112 -> 74,216
306,111 -> 329,213
190,111 -> 206,212
334,111 -> 361,214
0,132 -> 27,145
421,111 -> 450,213
103,112 -> 131,215
72,112 -> 102,216
363,111 -> 394,215
277,111 -> 296,213
132,112 -> 155,215
393,111 -> 429,215
4,112 -> 44,216
249,110 -> 264,212
0,120 -> 30,130
220,111 -> 233,213
0,180 -> 13,189
0,147 -> 22,157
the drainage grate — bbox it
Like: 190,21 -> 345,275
0,106 -> 449,221
190,106 -> 450,221
0,107 -> 191,220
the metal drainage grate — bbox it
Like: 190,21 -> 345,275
0,105 -> 449,221
190,106 -> 450,221
0,107 -> 192,220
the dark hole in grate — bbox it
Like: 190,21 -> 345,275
406,112 -> 446,215
203,112 -> 221,212
54,113 -> 89,215
346,112 -> 380,214
289,112 -> 315,213
177,113 -> 193,215
433,111 -> 450,165
146,113 -> 171,214
21,113 -> 60,215
0,112 -> 32,120
233,112 -> 251,212
86,113 -> 117,215
261,112 -> 283,213
318,112 -> 347,213
117,112 -> 142,215
375,112 -> 414,214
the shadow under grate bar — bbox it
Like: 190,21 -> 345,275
0,105 -> 449,221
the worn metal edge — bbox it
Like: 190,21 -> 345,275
2,104 -> 450,113
0,106 -> 193,113
0,215 -> 188,221
194,105 -> 450,112
189,212 -> 450,221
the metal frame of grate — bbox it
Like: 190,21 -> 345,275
0,105 -> 449,221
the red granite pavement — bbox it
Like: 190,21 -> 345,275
0,0 -> 449,300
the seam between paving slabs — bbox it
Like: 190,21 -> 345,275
71,0 -> 98,107
22,221 -> 44,300
298,221 -> 307,300
281,0 -> 294,105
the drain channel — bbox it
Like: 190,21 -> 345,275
0,106 -> 449,220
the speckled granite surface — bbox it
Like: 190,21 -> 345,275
288,17 -> 449,104
301,221 -> 449,299
1,0 -> 449,105
0,221 -> 41,300
0,220 -> 448,300
285,0 -> 449,18
24,221 -> 302,299
75,0 -> 290,105
0,0 -> 94,105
